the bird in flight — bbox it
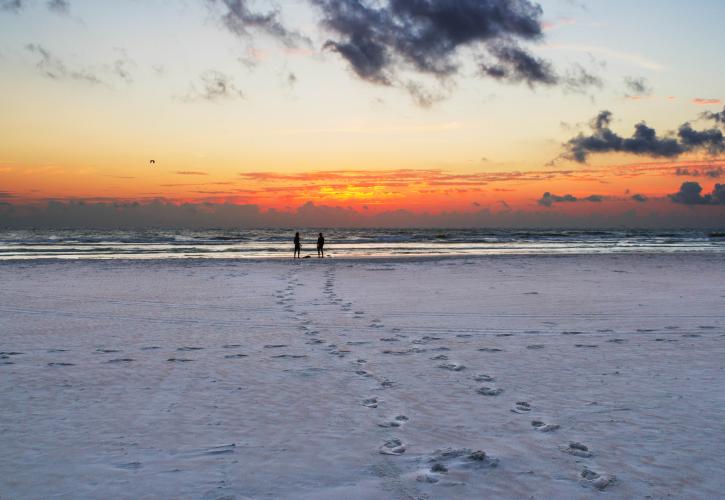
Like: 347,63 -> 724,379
149,160 -> 156,165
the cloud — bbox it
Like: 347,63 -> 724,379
675,166 -> 723,178
111,49 -> 134,83
701,106 -> 725,125
631,194 -> 647,202
623,76 -> 652,99
0,0 -> 24,13
46,0 -> 69,14
176,171 -> 209,176
207,0 -> 308,47
310,0 -> 596,102
538,192 -> 607,207
183,70 -> 244,101
538,192 -> 577,207
693,98 -> 722,106
669,182 -> 725,205
563,110 -> 725,163
25,43 -> 104,85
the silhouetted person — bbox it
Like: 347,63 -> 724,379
293,232 -> 301,259
317,233 -> 325,258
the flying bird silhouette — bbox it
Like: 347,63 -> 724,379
149,160 -> 156,165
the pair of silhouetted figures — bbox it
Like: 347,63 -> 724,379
294,232 -> 324,259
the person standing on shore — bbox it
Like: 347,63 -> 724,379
317,233 -> 325,258
293,232 -> 301,259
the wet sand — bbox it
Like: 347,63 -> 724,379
1,254 -> 724,498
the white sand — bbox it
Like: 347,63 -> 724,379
1,254 -> 724,499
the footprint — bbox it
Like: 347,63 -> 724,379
531,420 -> 560,432
526,344 -> 545,350
575,344 -> 598,348
106,358 -> 134,363
140,346 -> 161,351
511,401 -> 531,413
362,397 -> 378,408
472,374 -> 494,382
264,344 -> 288,349
379,438 -> 406,455
47,349 -> 68,353
96,349 -> 120,354
560,442 -> 593,458
426,448 -> 499,472
177,346 -> 204,351
438,362 -> 465,372
476,386 -> 503,396
456,334 -> 472,338
682,333 -> 701,338
496,333 -> 513,337
380,337 -> 399,342
430,354 -> 448,361
561,331 -> 583,335
224,353 -> 247,359
607,338 -> 626,343
580,467 -> 616,490
48,362 -> 75,366
378,415 -> 409,428
167,358 -> 193,363
272,354 -> 307,359
478,348 -> 502,353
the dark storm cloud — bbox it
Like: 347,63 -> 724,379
207,0 -> 308,47
479,43 -> 556,86
563,111 -> 725,163
46,0 -> 69,14
312,0 -> 588,92
623,76 -> 652,97
669,182 -> 725,206
701,106 -> 725,125
183,70 -> 244,101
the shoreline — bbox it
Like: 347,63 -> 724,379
1,249 -> 725,265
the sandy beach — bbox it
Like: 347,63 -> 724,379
1,254 -> 724,499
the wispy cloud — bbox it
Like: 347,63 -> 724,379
693,98 -> 722,106
182,70 -> 244,101
543,44 -> 664,70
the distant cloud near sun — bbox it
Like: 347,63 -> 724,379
669,182 -> 725,205
562,110 -> 725,163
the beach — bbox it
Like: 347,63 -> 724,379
1,253 -> 724,499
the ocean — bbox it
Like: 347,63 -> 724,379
0,228 -> 723,260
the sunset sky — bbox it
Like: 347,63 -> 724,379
1,0 -> 724,227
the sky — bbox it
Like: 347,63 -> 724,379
0,0 -> 724,228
